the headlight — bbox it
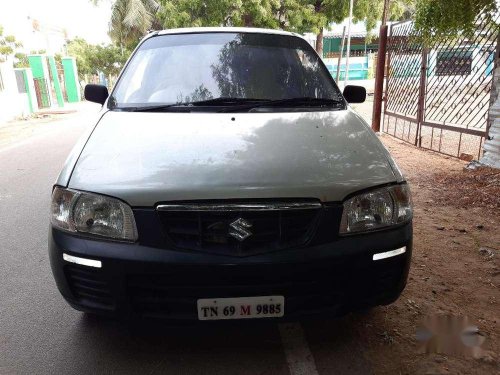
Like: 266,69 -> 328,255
51,187 -> 138,241
339,184 -> 412,234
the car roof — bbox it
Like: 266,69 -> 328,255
155,27 -> 302,38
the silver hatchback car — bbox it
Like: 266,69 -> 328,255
49,28 -> 412,321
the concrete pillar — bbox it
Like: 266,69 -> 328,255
24,69 -> 37,112
47,56 -> 64,107
61,57 -> 80,102
482,65 -> 500,167
481,36 -> 500,168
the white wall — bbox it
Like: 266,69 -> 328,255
0,58 -> 31,123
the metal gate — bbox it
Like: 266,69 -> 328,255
383,13 -> 499,159
33,78 -> 51,109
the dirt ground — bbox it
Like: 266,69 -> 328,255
362,134 -> 499,375
0,105 -> 83,149
0,115 -> 70,149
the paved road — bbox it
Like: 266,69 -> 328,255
0,106 -> 372,375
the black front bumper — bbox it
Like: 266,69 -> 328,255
49,222 -> 412,321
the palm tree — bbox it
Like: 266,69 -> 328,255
109,0 -> 159,52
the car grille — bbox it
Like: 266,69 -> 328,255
126,260 -> 406,319
156,201 -> 322,256
65,265 -> 114,308
127,264 -> 327,319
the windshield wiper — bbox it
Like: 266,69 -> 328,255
117,98 -> 270,112
186,97 -> 270,106
218,97 -> 344,112
115,97 -> 343,112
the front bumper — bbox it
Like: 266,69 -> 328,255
49,223 -> 412,320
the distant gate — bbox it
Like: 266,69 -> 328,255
382,13 -> 499,159
33,78 -> 51,109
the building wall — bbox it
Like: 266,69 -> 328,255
323,37 -> 378,53
0,59 -> 30,123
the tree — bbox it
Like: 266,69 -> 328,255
156,1 -> 412,55
109,0 -> 160,51
67,38 -> 93,77
0,25 -> 28,67
91,44 -> 129,77
103,0 -> 498,56
157,0 -> 230,28
304,0 -> 412,55
67,38 -> 128,80
303,1 -> 347,55
157,0 -> 311,31
414,0 -> 498,43
13,53 -> 29,68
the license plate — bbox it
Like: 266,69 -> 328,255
197,296 -> 284,320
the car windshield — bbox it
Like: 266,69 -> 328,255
111,32 -> 344,110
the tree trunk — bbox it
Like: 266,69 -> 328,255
382,0 -> 390,25
316,28 -> 324,56
242,14 -> 253,27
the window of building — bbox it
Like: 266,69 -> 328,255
15,70 -> 26,93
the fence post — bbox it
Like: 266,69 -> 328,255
335,26 -> 347,83
486,34 -> 500,137
372,25 -> 388,132
415,48 -> 428,146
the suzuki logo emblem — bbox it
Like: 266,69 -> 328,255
229,218 -> 253,242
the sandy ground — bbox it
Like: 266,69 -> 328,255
350,99 -> 499,374
0,116 -> 60,149
360,134 -> 499,374
0,102 -> 88,150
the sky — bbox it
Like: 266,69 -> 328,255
328,19 -> 386,35
0,0 -> 112,49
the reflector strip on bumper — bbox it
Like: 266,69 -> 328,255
373,246 -> 406,261
63,253 -> 102,268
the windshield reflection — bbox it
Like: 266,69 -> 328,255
112,32 -> 343,108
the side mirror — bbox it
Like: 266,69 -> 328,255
343,85 -> 366,103
84,84 -> 109,105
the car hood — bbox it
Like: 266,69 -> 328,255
67,110 -> 397,206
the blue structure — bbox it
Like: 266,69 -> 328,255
323,56 -> 373,81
